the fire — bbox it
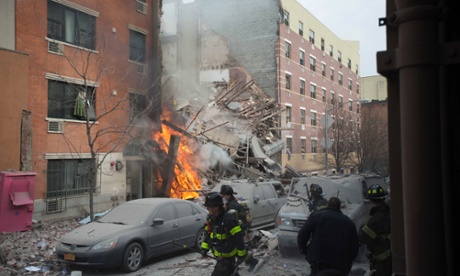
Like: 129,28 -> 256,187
153,112 -> 200,199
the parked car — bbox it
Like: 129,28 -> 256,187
212,178 -> 288,230
276,174 -> 388,259
55,198 -> 207,272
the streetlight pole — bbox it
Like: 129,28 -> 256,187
323,99 -> 365,176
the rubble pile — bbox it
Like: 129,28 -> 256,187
0,220 -> 80,275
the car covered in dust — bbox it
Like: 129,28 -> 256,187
55,198 -> 208,272
276,174 -> 389,258
212,178 -> 288,230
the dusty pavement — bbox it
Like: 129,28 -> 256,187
0,218 -> 369,276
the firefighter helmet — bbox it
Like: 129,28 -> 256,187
204,192 -> 224,207
310,184 -> 326,196
220,184 -> 236,195
366,184 -> 388,200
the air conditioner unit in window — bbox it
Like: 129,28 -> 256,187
137,63 -> 148,74
136,1 -> 147,14
46,198 -> 65,213
48,41 -> 64,55
48,120 -> 64,133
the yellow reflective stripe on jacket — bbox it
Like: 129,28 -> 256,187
362,225 -> 377,240
212,248 -> 237,258
201,242 -> 209,250
375,249 -> 391,261
237,249 -> 247,257
210,232 -> 228,240
229,225 -> 242,236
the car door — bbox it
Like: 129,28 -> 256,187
147,203 -> 179,255
251,184 -> 268,227
175,202 -> 205,247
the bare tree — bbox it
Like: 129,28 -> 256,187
353,103 -> 389,174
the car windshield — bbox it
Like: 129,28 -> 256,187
98,203 -> 153,225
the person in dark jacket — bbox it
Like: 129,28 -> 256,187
308,184 -> 328,212
358,184 -> 392,276
297,197 -> 359,276
220,184 -> 251,231
201,192 -> 259,276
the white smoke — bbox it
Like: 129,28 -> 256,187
194,142 -> 232,171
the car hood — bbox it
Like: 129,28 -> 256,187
60,222 -> 137,245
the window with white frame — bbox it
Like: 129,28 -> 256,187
285,105 -> 292,123
286,137 -> 293,155
300,108 -> 306,124
298,21 -> 303,36
348,78 -> 353,90
283,10 -> 290,26
300,79 -> 305,96
301,138 -> 306,153
330,68 -> 335,81
321,38 -> 325,51
321,63 -> 326,77
339,96 -> 343,107
310,56 -> 316,71
285,74 -> 291,90
311,139 -> 317,153
47,1 -> 96,50
311,111 -> 317,126
331,92 -> 335,105
322,88 -> 326,102
356,64 -> 359,75
329,45 -> 334,57
47,159 -> 92,197
348,58 -> 352,69
310,83 -> 316,99
349,100 -> 353,111
48,80 -> 95,121
338,50 -> 342,63
285,41 -> 291,58
356,83 -> 360,94
300,50 -> 305,66
309,29 -> 315,44
338,73 -> 343,85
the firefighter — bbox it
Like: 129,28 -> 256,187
358,184 -> 392,276
201,192 -> 259,276
220,185 -> 252,231
309,184 -> 328,212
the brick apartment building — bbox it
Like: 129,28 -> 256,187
0,0 -> 162,222
162,0 -> 361,175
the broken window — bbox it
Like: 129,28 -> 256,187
47,1 -> 96,50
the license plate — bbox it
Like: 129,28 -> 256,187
64,253 -> 75,261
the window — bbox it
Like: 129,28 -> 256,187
285,74 -> 291,90
356,64 -> 359,75
321,38 -> 325,51
130,30 -> 146,63
300,50 -> 305,66
321,63 -> 326,77
285,106 -> 292,123
356,83 -> 360,94
48,80 -> 95,120
47,159 -> 92,197
348,79 -> 353,90
309,29 -> 315,44
311,111 -> 317,126
338,73 -> 343,85
283,10 -> 290,26
310,84 -> 316,99
349,100 -> 353,111
47,1 -> 96,49
285,41 -> 291,58
357,104 -> 360,114
338,51 -> 342,63
130,93 -> 147,122
329,45 -> 333,57
331,92 -> 335,105
311,139 -> 317,153
300,79 -> 305,96
155,204 -> 176,222
298,21 -> 303,36
330,68 -> 335,81
136,0 -> 147,14
301,138 -> 306,153
310,56 -> 316,71
300,109 -> 306,124
339,96 -> 343,107
286,137 -> 292,154
322,88 -> 326,102
348,58 -> 352,69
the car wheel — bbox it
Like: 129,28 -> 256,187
195,227 -> 206,249
121,242 -> 143,272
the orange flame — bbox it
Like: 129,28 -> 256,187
153,110 -> 200,199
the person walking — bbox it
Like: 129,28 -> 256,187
297,197 -> 359,276
358,184 -> 392,276
308,184 -> 328,212
200,192 -> 259,276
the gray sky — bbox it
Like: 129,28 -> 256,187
297,0 -> 386,77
